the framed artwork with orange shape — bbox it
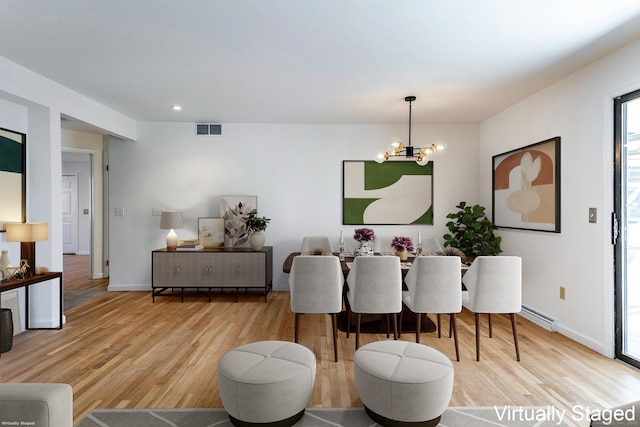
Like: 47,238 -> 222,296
492,137 -> 561,233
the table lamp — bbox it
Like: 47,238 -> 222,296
5,222 -> 49,277
160,211 -> 183,251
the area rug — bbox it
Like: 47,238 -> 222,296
76,406 -> 577,426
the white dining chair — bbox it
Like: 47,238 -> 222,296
289,255 -> 344,361
461,256 -> 522,361
300,236 -> 334,254
420,237 -> 443,253
400,256 -> 462,361
373,235 -> 395,254
346,256 -> 402,349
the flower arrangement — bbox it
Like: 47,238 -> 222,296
391,236 -> 414,253
244,212 -> 271,233
353,228 -> 375,243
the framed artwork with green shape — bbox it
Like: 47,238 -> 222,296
0,127 -> 26,232
342,160 -> 433,225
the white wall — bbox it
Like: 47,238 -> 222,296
479,38 -> 640,357
107,122 -> 479,291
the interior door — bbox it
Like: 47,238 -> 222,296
62,174 -> 79,254
614,89 -> 640,369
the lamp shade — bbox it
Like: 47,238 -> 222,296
5,222 -> 49,242
160,211 -> 184,230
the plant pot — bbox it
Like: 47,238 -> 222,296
395,249 -> 408,261
249,231 -> 265,251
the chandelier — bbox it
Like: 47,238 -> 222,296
375,96 -> 446,166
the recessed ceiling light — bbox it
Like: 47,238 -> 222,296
171,105 -> 182,111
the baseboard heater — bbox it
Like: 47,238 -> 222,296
520,305 -> 559,332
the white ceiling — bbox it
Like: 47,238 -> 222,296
3,0 -> 640,128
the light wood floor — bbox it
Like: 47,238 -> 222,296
62,254 -> 108,291
1,263 -> 640,425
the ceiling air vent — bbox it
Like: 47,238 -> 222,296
196,123 -> 222,136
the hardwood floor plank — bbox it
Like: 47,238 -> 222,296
1,287 -> 640,425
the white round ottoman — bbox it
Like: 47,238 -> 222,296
354,341 -> 454,427
217,340 -> 316,426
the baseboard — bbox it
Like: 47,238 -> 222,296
107,283 -> 151,291
557,324 -> 607,357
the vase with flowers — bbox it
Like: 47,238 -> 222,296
353,227 -> 375,256
391,236 -> 414,261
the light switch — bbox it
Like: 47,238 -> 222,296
115,207 -> 125,216
588,207 -> 597,223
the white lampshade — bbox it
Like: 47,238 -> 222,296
6,222 -> 49,242
160,211 -> 184,230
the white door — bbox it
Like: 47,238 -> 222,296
62,174 -> 79,254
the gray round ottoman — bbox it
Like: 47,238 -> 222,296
354,341 -> 454,427
217,340 -> 316,426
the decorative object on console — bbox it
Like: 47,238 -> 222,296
391,236 -> 414,261
5,222 -> 48,277
375,96 -> 446,166
244,212 -> 270,251
0,250 -> 10,278
343,161 -> 433,225
0,127 -> 26,232
492,136 -> 561,233
160,211 -> 183,251
443,202 -> 502,260
438,246 -> 466,258
197,217 -> 225,248
353,227 -> 375,256
220,195 -> 257,247
177,239 -> 203,251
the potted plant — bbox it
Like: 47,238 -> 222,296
443,201 -> 502,262
244,212 -> 271,250
353,227 -> 375,256
391,236 -> 414,261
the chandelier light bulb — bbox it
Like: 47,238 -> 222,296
416,156 -> 430,166
375,152 -> 387,163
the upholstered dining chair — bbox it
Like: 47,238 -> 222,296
461,256 -> 522,361
400,256 -> 462,361
346,256 -> 402,349
300,236 -> 334,254
373,235 -> 395,254
421,237 -> 443,253
289,255 -> 344,361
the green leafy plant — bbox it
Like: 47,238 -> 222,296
244,212 -> 271,233
443,201 -> 502,257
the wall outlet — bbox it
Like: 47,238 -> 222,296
152,207 -> 162,216
560,286 -> 566,300
115,207 -> 125,216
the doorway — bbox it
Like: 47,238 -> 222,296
614,89 -> 640,369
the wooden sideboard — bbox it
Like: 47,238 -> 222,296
151,246 -> 273,302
